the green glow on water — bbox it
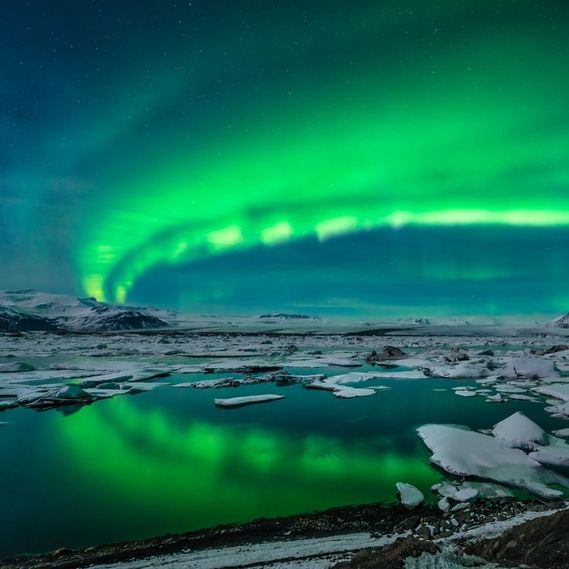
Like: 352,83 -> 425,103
60,395 -> 440,522
3,375 -> 569,557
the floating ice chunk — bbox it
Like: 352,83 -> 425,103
203,361 -> 282,373
432,482 -> 461,499
509,394 -> 540,402
544,401 -> 569,418
553,428 -> 569,438
270,373 -> 326,385
174,365 -> 203,374
357,370 -> 427,380
0,362 -> 34,373
428,361 -> 491,379
122,381 -> 166,392
305,375 -> 382,398
533,383 -> 569,401
214,394 -> 284,408
486,393 -> 507,403
454,488 -> 479,502
304,383 -> 336,392
501,357 -> 558,379
53,385 -> 91,400
454,390 -> 477,397
396,482 -> 424,508
332,386 -> 376,399
417,423 -> 566,499
529,437 -> 569,468
460,481 -> 513,499
18,384 -> 95,408
495,385 -> 527,394
476,376 -> 498,385
78,372 -> 134,387
85,386 -> 133,399
319,357 -> 362,368
492,412 -> 548,451
324,372 -> 387,385
128,369 -> 171,382
431,482 -> 478,502
282,359 -> 329,368
534,384 -> 569,417
191,378 -> 242,389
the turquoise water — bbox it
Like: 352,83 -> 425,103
0,370 -> 567,558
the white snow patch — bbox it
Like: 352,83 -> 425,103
94,532 -> 404,569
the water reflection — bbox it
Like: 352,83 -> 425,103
60,395 -> 440,527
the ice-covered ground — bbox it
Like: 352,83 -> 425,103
2,327 -> 569,415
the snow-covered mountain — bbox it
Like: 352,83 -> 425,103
395,317 -> 432,326
550,313 -> 569,328
0,290 -> 169,332
67,304 -> 169,331
0,305 -> 58,332
257,313 -> 321,320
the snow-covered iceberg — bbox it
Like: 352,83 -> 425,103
417,424 -> 567,499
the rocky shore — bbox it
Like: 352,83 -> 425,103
0,499 -> 565,569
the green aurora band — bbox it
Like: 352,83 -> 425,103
74,4 -> 569,304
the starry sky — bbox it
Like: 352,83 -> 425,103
2,0 -> 569,317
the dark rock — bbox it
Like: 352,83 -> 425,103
415,525 -> 432,540
444,349 -> 470,362
466,509 -> 569,569
331,537 -> 439,569
258,313 -> 320,320
394,516 -> 420,532
365,346 -> 407,363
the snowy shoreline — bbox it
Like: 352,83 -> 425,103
0,499 -> 565,569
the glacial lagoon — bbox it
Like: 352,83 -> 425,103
1,369 -> 567,558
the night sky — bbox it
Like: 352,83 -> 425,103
2,1 -> 569,317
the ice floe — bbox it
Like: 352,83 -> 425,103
418,423 -> 567,499
492,412 -> 548,451
332,386 -> 377,399
17,384 -> 95,409
396,482 -> 424,508
214,394 -> 285,408
553,428 -> 569,437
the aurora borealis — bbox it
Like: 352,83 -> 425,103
2,1 -> 569,316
